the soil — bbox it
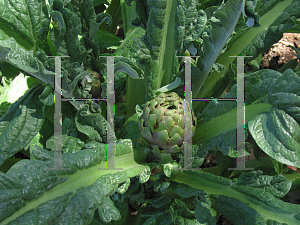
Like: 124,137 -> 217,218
260,33 -> 300,70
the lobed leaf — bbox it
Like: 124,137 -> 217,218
194,0 -> 243,98
0,0 -> 50,52
0,145 -> 154,224
172,170 -> 300,225
0,84 -> 45,166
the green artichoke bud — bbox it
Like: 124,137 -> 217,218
139,92 -> 197,153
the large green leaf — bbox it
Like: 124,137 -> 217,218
0,36 -> 90,111
94,29 -> 122,49
75,104 -> 108,143
240,0 -> 300,62
246,69 -> 300,167
46,134 -> 85,153
195,86 -> 249,156
0,37 -> 55,88
249,107 -> 300,168
0,84 -> 45,166
172,170 -> 300,225
0,0 -> 50,54
194,0 -> 299,110
124,0 -> 207,101
194,69 -> 300,163
49,0 -> 87,63
193,0 -> 243,99
0,144 -> 156,224
194,102 -> 272,144
143,199 -> 200,224
0,102 -> 12,119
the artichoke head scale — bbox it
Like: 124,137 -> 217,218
139,92 -> 197,153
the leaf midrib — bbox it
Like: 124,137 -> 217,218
157,0 -> 177,88
173,171 -> 298,224
195,0 -> 295,108
1,152 -> 149,225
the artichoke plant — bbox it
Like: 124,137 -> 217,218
139,92 -> 197,153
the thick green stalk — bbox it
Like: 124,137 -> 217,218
192,0 -> 243,105
125,0 -> 178,115
119,0 -> 145,116
156,0 -> 177,88
126,76 -> 146,116
138,0 -> 178,101
193,102 -> 272,144
171,169 -> 299,224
